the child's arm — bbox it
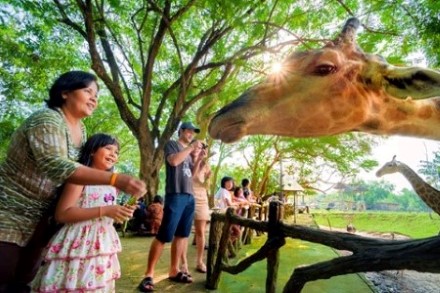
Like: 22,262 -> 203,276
55,183 -> 136,224
225,192 -> 239,207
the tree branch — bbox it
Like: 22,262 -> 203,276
94,3 -> 141,110
223,236 -> 285,274
53,0 -> 87,38
179,63 -> 234,117
72,0 -> 139,134
283,234 -> 440,293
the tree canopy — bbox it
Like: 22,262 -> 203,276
1,0 -> 439,200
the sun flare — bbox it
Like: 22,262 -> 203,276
270,62 -> 283,74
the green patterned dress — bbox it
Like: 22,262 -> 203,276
0,108 -> 84,247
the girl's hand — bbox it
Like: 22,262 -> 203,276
103,205 -> 136,223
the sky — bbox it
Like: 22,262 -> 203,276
296,135 -> 440,195
359,135 -> 439,191
217,134 -> 439,193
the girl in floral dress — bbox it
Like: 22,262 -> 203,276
32,133 -> 137,293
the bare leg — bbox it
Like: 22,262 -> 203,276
170,236 -> 187,277
179,240 -> 189,274
144,238 -> 165,278
195,219 -> 207,271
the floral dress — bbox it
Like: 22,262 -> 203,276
32,185 -> 121,293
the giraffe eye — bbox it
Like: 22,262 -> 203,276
313,64 -> 337,76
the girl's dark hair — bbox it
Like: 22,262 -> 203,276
233,186 -> 242,197
46,70 -> 98,109
221,176 -> 234,189
241,178 -> 250,187
78,133 -> 119,170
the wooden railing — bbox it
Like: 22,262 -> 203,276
206,202 -> 440,293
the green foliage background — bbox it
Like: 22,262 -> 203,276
0,0 -> 439,200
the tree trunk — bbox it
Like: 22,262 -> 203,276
138,135 -> 163,202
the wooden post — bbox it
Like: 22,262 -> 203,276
293,192 -> 296,224
258,202 -> 263,220
242,205 -> 255,244
206,211 -> 224,289
206,208 -> 234,289
266,201 -> 284,293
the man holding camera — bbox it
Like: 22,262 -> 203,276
138,122 -> 203,292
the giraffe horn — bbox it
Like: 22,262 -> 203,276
335,17 -> 360,46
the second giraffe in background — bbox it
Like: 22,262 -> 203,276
376,155 -> 440,215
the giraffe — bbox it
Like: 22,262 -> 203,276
376,155 -> 440,215
209,18 -> 440,143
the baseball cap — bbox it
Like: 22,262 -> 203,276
179,121 -> 200,133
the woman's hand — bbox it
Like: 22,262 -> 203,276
114,174 -> 146,199
199,148 -> 207,159
103,205 -> 136,223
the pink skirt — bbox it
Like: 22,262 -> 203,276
193,187 -> 210,221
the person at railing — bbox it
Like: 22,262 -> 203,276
214,178 -> 248,254
231,186 -> 253,247
241,178 -> 256,203
214,176 -> 235,211
232,186 -> 250,216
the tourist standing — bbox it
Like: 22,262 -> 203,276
138,122 -> 203,292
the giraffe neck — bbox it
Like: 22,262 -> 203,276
360,97 -> 440,141
397,162 -> 440,214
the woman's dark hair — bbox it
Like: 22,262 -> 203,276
153,195 -> 163,204
78,133 -> 119,170
46,70 -> 98,109
220,176 -> 234,189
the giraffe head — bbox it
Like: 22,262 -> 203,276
209,18 -> 440,143
376,155 -> 399,177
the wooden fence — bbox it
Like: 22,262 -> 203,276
205,201 -> 440,293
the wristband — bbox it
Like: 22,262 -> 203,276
110,173 -> 118,186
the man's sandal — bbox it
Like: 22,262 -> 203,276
138,276 -> 154,292
168,271 -> 193,283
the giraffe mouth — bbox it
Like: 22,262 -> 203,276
209,117 -> 247,143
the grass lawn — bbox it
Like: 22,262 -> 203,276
116,213 -> 374,292
312,211 -> 440,238
116,211 -> 440,292
116,234 -> 373,293
218,235 -> 373,293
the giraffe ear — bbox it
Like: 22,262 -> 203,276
382,66 -> 440,100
